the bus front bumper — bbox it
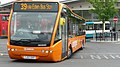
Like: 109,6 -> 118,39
7,45 -> 62,62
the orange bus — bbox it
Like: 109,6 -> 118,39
7,0 -> 86,62
0,14 -> 9,37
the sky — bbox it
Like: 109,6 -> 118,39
0,0 -> 66,4
0,0 -> 14,4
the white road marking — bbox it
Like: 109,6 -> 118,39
0,53 -> 3,56
77,53 -> 120,54
0,53 -> 8,56
80,55 -> 83,59
0,43 -> 7,44
103,55 -> 109,59
115,43 -> 120,44
115,55 -> 120,58
90,55 -> 101,59
109,55 -> 116,59
75,53 -> 120,60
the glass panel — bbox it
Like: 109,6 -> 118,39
86,24 -> 94,30
83,10 -> 91,19
105,23 -> 110,30
94,24 -> 103,30
10,12 -> 57,46
2,15 -> 9,21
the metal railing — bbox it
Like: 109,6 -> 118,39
93,31 -> 118,41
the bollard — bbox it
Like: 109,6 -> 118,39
96,33 -> 97,41
111,32 -> 112,41
114,32 -> 116,41
116,32 -> 118,41
99,33 -> 102,41
95,30 -> 97,41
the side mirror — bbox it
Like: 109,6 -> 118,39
60,18 -> 65,26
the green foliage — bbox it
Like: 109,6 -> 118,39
88,0 -> 118,21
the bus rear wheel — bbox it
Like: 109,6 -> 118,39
80,41 -> 84,50
67,46 -> 72,59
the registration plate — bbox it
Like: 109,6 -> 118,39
23,56 -> 36,59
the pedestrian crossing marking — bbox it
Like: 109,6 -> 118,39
90,55 -> 101,59
72,53 -> 120,60
0,53 -> 3,56
0,53 -> 8,56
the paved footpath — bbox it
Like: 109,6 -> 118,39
0,39 -> 8,56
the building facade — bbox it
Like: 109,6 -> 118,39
1,0 -> 120,30
63,0 -> 120,30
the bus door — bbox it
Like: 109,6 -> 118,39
60,15 -> 68,58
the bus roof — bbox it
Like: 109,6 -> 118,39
85,22 -> 94,24
15,0 -> 59,2
85,21 -> 110,24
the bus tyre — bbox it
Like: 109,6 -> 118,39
80,41 -> 84,50
67,47 -> 72,59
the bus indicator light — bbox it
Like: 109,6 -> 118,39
41,50 -> 45,53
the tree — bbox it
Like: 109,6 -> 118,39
88,0 -> 118,33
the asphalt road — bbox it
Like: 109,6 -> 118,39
1,39 -> 120,67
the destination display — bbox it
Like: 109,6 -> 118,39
13,2 -> 58,12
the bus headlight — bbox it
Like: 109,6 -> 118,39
50,50 -> 53,53
8,48 -> 11,51
45,50 -> 49,53
41,50 -> 52,53
11,49 -> 15,51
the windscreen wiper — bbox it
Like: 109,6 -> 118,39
11,38 -> 49,43
11,39 -> 31,43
